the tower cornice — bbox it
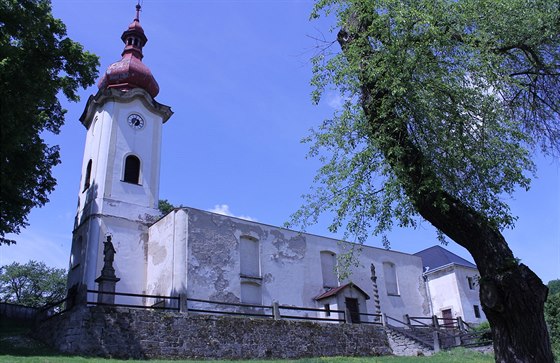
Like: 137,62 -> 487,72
79,88 -> 173,128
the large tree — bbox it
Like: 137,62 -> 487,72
294,0 -> 559,362
0,260 -> 67,307
0,0 -> 98,245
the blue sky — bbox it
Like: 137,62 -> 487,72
1,0 -> 558,284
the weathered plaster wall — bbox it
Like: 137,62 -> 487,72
33,306 -> 392,359
146,208 -> 428,320
146,209 -> 188,300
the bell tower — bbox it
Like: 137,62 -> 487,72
67,5 -> 173,295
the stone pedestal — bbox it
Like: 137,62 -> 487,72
95,275 -> 120,304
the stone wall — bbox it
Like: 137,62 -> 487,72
33,306 -> 392,359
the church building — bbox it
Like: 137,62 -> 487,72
66,5 -> 483,325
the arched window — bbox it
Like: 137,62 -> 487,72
83,159 -> 92,191
383,262 -> 399,296
70,236 -> 82,269
123,155 -> 141,184
240,236 -> 260,277
320,251 -> 338,288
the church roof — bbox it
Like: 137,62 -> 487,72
314,282 -> 370,301
414,245 -> 477,272
97,4 -> 159,98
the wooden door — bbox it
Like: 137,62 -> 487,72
345,298 -> 360,323
442,309 -> 453,328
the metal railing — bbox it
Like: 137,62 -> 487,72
37,296 -> 72,322
87,290 -> 180,311
277,304 -> 345,323
187,297 -> 273,318
385,314 -> 492,351
356,312 -> 384,325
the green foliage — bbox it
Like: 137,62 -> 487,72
0,0 -> 99,245
291,0 -> 559,246
158,199 -> 176,216
470,321 -> 492,344
0,260 -> 67,307
545,288 -> 560,358
548,279 -> 560,296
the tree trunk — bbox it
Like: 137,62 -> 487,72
337,16 -> 554,363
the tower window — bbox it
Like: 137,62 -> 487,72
83,159 -> 92,191
123,155 -> 141,184
70,236 -> 82,269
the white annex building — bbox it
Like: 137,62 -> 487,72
67,6 -> 486,325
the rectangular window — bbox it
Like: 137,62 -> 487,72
240,236 -> 260,277
474,305 -> 481,318
240,282 -> 262,304
320,251 -> 338,288
468,276 -> 476,290
383,262 -> 399,295
324,304 -> 331,317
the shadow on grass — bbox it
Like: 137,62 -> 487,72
0,320 -> 66,357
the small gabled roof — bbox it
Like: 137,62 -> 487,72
314,282 -> 370,301
414,245 -> 477,272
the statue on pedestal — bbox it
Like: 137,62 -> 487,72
95,235 -> 120,304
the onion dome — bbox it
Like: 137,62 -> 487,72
97,4 -> 160,98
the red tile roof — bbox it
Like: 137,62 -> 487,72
314,282 -> 370,301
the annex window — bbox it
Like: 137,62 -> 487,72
240,281 -> 262,304
474,305 -> 481,318
240,236 -> 260,277
83,159 -> 92,191
123,155 -> 141,184
320,251 -> 338,288
383,262 -> 399,296
467,276 -> 476,290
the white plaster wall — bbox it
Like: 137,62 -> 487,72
426,267 -> 462,319
426,265 -> 486,324
70,90 -> 168,301
453,266 -> 486,323
103,97 -> 162,209
149,208 -> 428,320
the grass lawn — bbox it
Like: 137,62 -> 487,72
0,321 -> 494,363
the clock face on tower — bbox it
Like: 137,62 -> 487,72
127,113 -> 145,130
